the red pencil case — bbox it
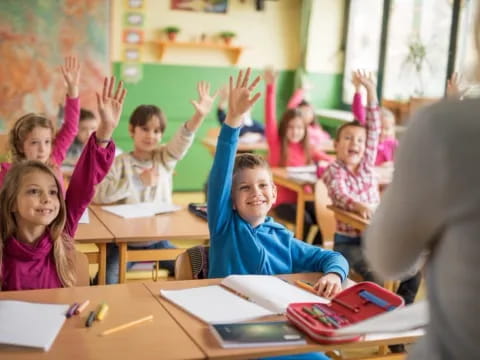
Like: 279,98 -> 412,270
286,282 -> 404,344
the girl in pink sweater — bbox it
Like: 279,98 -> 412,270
264,69 -> 333,244
0,77 -> 126,291
0,56 -> 81,187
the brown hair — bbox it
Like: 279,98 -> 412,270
335,120 -> 365,141
278,108 -> 312,166
129,104 -> 167,132
8,114 -> 55,163
0,161 -> 76,287
79,108 -> 96,123
233,153 -> 271,178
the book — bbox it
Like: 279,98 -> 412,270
101,202 -> 181,219
210,321 -> 306,348
160,275 -> 328,324
0,300 -> 69,351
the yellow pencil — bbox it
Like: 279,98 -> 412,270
100,315 -> 153,336
295,280 -> 317,295
96,303 -> 109,321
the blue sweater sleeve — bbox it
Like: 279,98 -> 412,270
290,239 -> 349,281
207,124 -> 241,237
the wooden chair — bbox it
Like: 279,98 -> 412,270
313,180 -> 336,249
74,250 -> 90,286
174,246 -> 209,280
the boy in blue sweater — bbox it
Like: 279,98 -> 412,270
207,69 -> 349,299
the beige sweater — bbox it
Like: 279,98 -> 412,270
365,98 -> 480,360
94,124 -> 194,205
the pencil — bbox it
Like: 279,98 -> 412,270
295,280 -> 317,295
75,300 -> 90,315
100,315 -> 153,336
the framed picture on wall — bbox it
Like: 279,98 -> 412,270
126,0 -> 144,9
171,0 -> 228,14
125,12 -> 144,26
124,47 -> 142,61
123,29 -> 144,44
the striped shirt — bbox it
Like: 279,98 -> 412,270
322,105 -> 381,237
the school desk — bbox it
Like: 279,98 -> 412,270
201,135 -> 268,156
75,209 -> 115,285
271,167 -> 316,240
0,283 -> 205,360
90,205 -> 210,284
146,273 -> 421,360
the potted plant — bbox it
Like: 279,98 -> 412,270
164,26 -> 180,41
219,31 -> 236,45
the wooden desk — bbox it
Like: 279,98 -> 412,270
90,206 -> 210,283
75,209 -> 115,285
145,273 -> 421,360
327,205 -> 369,232
271,168 -> 316,239
0,283 -> 205,360
201,136 -> 268,156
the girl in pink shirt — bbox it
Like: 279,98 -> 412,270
0,56 -> 81,188
0,77 -> 126,291
351,72 -> 398,166
264,69 -> 333,244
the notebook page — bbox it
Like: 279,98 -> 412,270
335,301 -> 428,336
221,275 -> 328,314
102,203 -> 181,218
0,301 -> 68,351
79,208 -> 89,224
160,285 -> 275,324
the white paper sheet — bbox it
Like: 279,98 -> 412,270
102,203 -> 181,219
0,300 -> 68,351
79,208 -> 89,224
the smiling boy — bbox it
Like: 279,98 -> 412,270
207,69 -> 348,299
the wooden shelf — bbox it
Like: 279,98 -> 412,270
151,40 -> 244,65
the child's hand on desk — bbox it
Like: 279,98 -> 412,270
314,273 -> 342,299
353,201 -> 374,219
225,68 -> 261,128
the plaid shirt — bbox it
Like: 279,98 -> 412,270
322,105 -> 381,237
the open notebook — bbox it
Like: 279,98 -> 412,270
101,202 -> 181,219
160,275 -> 328,324
0,300 -> 69,351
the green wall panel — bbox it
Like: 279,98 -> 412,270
112,63 -> 341,191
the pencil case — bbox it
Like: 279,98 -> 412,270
286,282 -> 404,344
188,203 -> 208,221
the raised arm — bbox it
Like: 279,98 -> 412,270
208,69 -> 261,236
52,56 -> 81,165
351,70 -> 366,124
263,68 -> 281,155
287,88 -> 305,109
65,76 -> 126,236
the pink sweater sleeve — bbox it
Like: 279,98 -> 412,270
352,92 -> 366,125
64,133 -> 115,238
287,88 -> 305,109
265,83 -> 281,165
51,96 -> 79,166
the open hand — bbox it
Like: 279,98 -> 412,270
61,55 -> 80,98
314,273 -> 342,299
96,76 -> 127,142
225,68 -> 261,128
191,81 -> 217,116
354,70 -> 378,104
351,70 -> 361,92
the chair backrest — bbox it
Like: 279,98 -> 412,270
174,246 -> 209,280
314,180 -> 336,249
74,250 -> 90,286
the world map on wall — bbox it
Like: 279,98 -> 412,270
0,0 -> 109,131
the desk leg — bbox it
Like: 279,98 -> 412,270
97,243 -> 106,285
118,242 -> 127,284
296,192 -> 305,240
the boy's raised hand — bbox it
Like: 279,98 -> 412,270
354,70 -> 378,105
351,70 -> 361,92
191,81 -> 217,116
61,55 -> 81,98
225,68 -> 261,128
96,76 -> 127,145
314,273 -> 342,299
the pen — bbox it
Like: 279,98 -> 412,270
331,298 -> 360,313
358,290 -> 395,311
66,302 -> 79,318
75,300 -> 90,315
100,315 -> 154,336
85,310 -> 96,327
295,280 -> 317,295
96,303 -> 109,321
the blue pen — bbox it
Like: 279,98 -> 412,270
359,290 -> 396,311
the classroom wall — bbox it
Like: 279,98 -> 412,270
111,0 -> 344,191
